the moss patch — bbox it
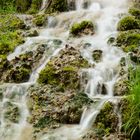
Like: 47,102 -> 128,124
70,20 -> 95,36
0,15 -> 25,58
116,30 -> 140,52
117,16 -> 140,31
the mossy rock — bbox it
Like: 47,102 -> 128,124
38,46 -> 89,90
4,67 -> 31,83
117,16 -> 140,31
95,102 -> 118,136
27,84 -> 92,137
129,48 -> 140,63
45,0 -> 68,14
33,14 -> 48,26
92,50 -> 103,62
116,30 -> 140,52
70,20 -> 95,36
114,79 -> 130,96
129,7 -> 140,19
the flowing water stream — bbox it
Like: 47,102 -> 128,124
0,0 -> 129,140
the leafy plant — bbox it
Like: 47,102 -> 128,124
123,66 -> 140,139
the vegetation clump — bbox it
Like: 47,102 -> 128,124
0,15 -> 25,58
116,30 -> 140,52
120,67 -> 140,139
117,16 -> 140,31
70,20 -> 95,36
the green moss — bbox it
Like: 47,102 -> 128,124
34,116 -> 52,128
0,15 -> 25,58
120,67 -> 140,138
45,0 -> 68,14
0,0 -> 16,13
117,16 -> 140,31
70,20 -> 95,36
38,63 -> 58,85
116,30 -> 140,52
129,8 -> 140,19
33,14 -> 47,26
38,46 -> 89,90
95,102 -> 118,136
6,67 -> 31,83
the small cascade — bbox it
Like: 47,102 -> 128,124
1,0 -> 129,139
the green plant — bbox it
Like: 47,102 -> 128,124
123,66 -> 140,139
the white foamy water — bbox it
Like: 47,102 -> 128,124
1,0 -> 129,140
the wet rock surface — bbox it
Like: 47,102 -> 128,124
27,85 -> 92,139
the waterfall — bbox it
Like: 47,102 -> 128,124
0,0 -> 129,139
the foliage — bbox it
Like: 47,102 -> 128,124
123,66 -> 140,139
0,0 -> 16,13
27,0 -> 42,14
0,15 -> 25,58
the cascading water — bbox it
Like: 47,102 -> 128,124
0,0 -> 129,140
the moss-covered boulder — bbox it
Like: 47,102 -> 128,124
94,102 -> 119,137
116,30 -> 140,52
38,45 -> 89,90
129,48 -> 140,63
27,85 -> 92,138
129,7 -> 140,19
92,50 -> 103,62
0,44 -> 45,83
70,20 -> 95,37
45,0 -> 68,14
117,16 -> 140,31
4,67 -> 31,83
33,14 -> 48,26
